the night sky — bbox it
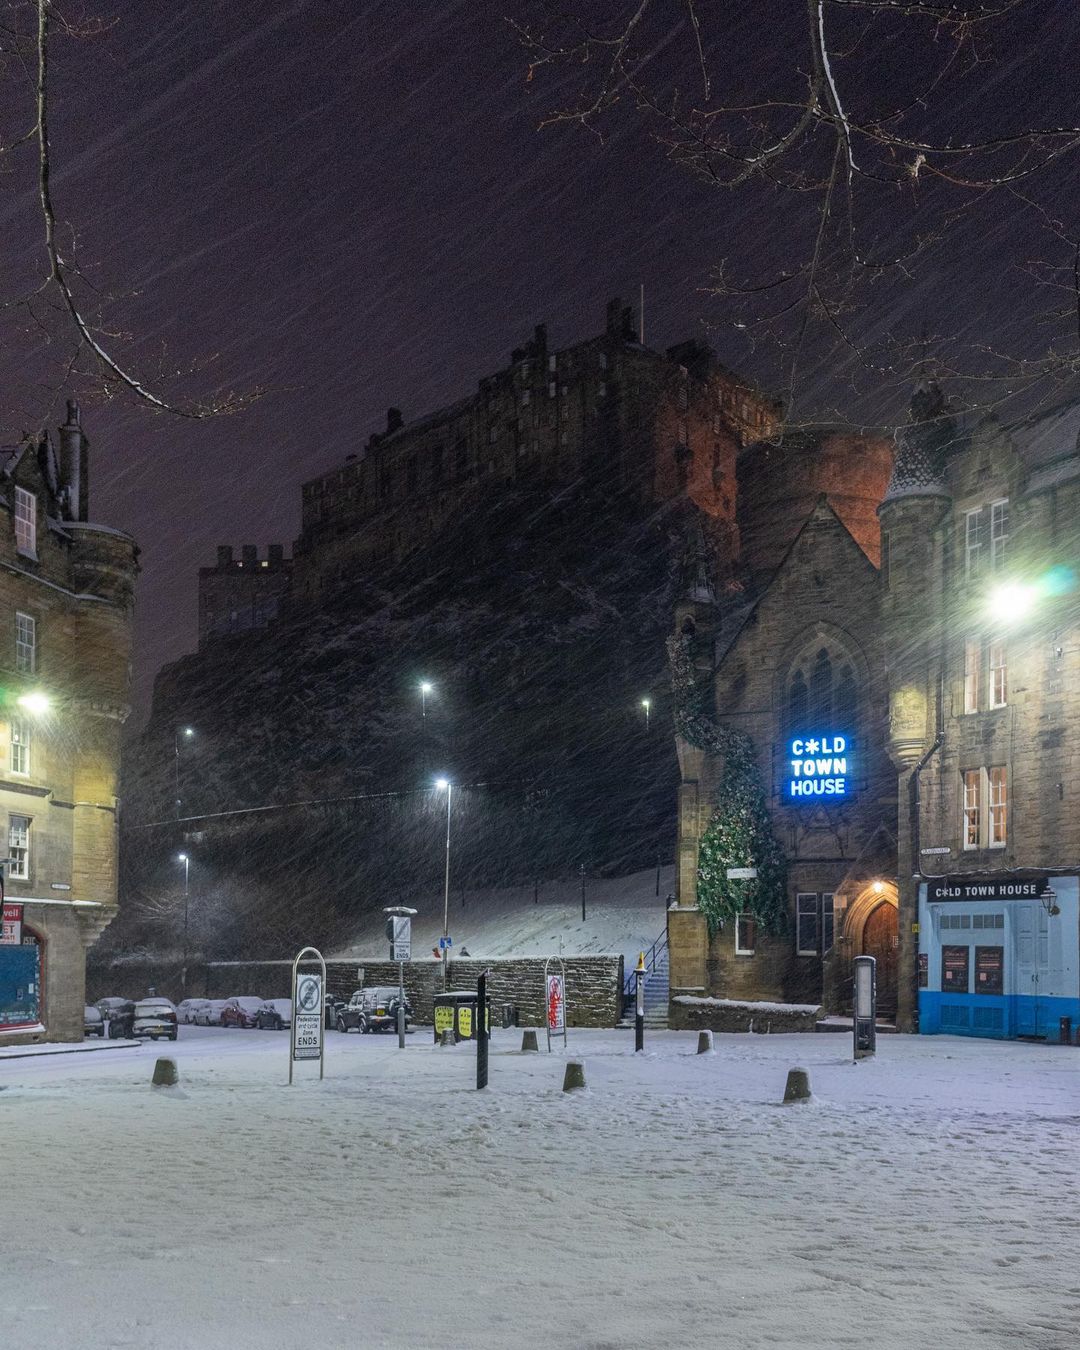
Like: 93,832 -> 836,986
0,0 -> 1075,714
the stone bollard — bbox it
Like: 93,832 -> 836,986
521,1029 -> 539,1053
562,1060 -> 586,1092
439,1029 -> 455,1047
783,1067 -> 811,1104
152,1057 -> 179,1088
696,1030 -> 713,1054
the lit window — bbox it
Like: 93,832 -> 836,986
965,507 -> 986,578
735,913 -> 756,955
990,499 -> 1008,571
14,487 -> 36,557
796,893 -> 818,956
677,385 -> 689,413
8,814 -> 29,879
15,612 -> 35,674
963,638 -> 981,714
988,640 -> 1007,708
10,718 -> 28,776
988,766 -> 1007,847
962,769 -> 981,849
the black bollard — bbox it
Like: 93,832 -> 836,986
476,970 -> 489,1090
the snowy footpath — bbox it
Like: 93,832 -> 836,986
2,1026 -> 1078,1350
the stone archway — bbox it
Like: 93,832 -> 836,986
842,882 -> 899,1016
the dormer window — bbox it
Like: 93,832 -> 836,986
14,487 -> 36,558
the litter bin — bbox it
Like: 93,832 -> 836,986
433,991 -> 493,1044
502,1002 -> 518,1030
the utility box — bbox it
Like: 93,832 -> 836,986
433,991 -> 492,1044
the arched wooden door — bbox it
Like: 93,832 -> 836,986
862,902 -> 898,1016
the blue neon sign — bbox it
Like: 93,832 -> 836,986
787,733 -> 852,801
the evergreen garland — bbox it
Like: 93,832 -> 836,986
667,633 -> 789,938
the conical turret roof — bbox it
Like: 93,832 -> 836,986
882,378 -> 954,504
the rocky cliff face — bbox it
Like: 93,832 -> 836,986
111,485 -> 704,962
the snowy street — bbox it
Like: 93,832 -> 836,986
2,1027 -> 1078,1350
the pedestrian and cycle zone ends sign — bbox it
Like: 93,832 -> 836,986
292,972 -> 323,1061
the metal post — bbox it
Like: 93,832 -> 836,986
853,954 -> 877,1061
442,783 -> 452,991
174,730 -> 181,819
634,951 -> 645,1052
397,958 -> 405,1049
476,969 -> 488,1090
580,863 -> 586,923
181,854 -> 190,1000
655,850 -> 660,897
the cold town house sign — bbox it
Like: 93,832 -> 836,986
785,733 -> 853,802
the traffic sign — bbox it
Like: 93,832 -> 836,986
292,971 -> 323,1061
388,915 -> 411,962
438,936 -> 452,950
726,867 -> 758,880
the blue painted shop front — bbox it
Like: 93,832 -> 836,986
918,876 -> 1080,1040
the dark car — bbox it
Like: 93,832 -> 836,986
99,998 -> 136,1039
336,986 -> 411,1034
132,998 -> 178,1042
254,999 -> 292,1030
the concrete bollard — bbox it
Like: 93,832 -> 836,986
696,1030 -> 713,1054
439,1029 -> 455,1047
151,1057 -> 179,1088
562,1060 -> 586,1092
783,1067 -> 811,1103
521,1029 -> 539,1053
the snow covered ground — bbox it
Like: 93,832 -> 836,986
334,864 -> 674,967
2,1026 -> 1078,1350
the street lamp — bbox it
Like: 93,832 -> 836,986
174,726 -> 195,819
177,852 -> 190,999
17,690 -> 50,715
435,778 -> 452,990
641,697 -> 651,731
419,681 -> 434,720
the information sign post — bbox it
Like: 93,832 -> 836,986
543,955 -> 568,1052
853,954 -> 877,1061
289,946 -> 326,1083
384,907 -> 416,1051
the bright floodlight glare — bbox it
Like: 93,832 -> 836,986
641,698 -> 651,709
420,681 -> 433,694
987,582 -> 1038,623
17,691 -> 49,714
177,852 -> 188,862
434,777 -> 450,791
183,726 -> 194,737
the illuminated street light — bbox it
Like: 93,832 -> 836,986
174,726 -> 196,820
986,581 -> 1038,624
17,691 -> 50,714
641,697 -> 651,731
435,777 -> 452,990
177,852 -> 191,999
419,681 -> 434,719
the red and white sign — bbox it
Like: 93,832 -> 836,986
546,973 -> 565,1032
2,902 -> 23,946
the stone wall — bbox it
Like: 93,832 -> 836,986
669,995 -> 821,1034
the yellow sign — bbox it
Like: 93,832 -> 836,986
434,1006 -> 455,1033
458,1006 -> 473,1038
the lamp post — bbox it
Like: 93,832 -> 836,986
435,778 -> 452,990
177,852 -> 190,999
419,681 -> 433,720
641,697 -> 651,731
174,726 -> 194,819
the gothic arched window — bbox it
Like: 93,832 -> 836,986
810,648 -> 832,723
785,644 -> 859,733
788,670 -> 808,727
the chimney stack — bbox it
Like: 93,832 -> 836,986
386,407 -> 403,435
59,400 -> 86,521
217,545 -> 234,569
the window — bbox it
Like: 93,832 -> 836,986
735,914 -> 756,955
965,507 -> 986,578
488,425 -> 498,445
14,487 -> 36,557
796,894 -> 819,955
548,354 -> 557,373
974,946 -> 1004,995
822,894 -> 835,953
677,384 -> 689,413
988,640 -> 1007,708
990,499 -> 1008,571
8,814 -> 29,879
677,419 -> 689,446
988,766 -> 1007,847
10,717 -> 28,776
712,413 -> 721,435
548,380 -> 557,398
599,351 -> 608,371
941,945 -> 969,993
964,639 -> 980,714
521,389 -> 530,407
15,612 -> 35,674
962,769 -> 981,849
597,383 -> 606,399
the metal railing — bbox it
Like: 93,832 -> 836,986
622,930 -> 669,1011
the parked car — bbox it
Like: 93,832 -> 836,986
337,987 -> 411,1034
195,999 -> 229,1026
220,996 -> 265,1028
100,999 -> 136,1038
83,1005 -> 105,1038
255,998 -> 292,1030
177,998 -> 209,1025
132,998 -> 178,1041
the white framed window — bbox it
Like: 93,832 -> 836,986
822,894 -> 835,953
962,769 -> 981,850
965,507 -> 986,578
10,717 -> 28,776
597,382 -> 606,398
796,893 -> 819,955
990,499 -> 1008,571
988,640 -> 1007,708
8,813 -> 29,879
14,486 -> 36,557
988,766 -> 1007,847
548,353 -> 557,373
520,389 -> 530,407
963,638 -> 981,714
735,913 -> 756,956
15,612 -> 35,674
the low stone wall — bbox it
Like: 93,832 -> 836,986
670,995 -> 821,1034
90,954 -> 624,1028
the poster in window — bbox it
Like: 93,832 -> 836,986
941,945 -> 969,993
974,946 -> 1004,996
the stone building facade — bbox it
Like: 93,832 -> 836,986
0,402 -> 138,1045
198,543 -> 291,648
669,384 -> 1080,1041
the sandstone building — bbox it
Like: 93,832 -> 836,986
0,402 -> 138,1045
669,384 -> 1080,1041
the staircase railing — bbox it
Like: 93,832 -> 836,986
622,930 -> 668,1013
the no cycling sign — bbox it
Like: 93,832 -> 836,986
290,948 -> 326,1081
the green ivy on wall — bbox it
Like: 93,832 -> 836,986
668,633 -> 789,938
